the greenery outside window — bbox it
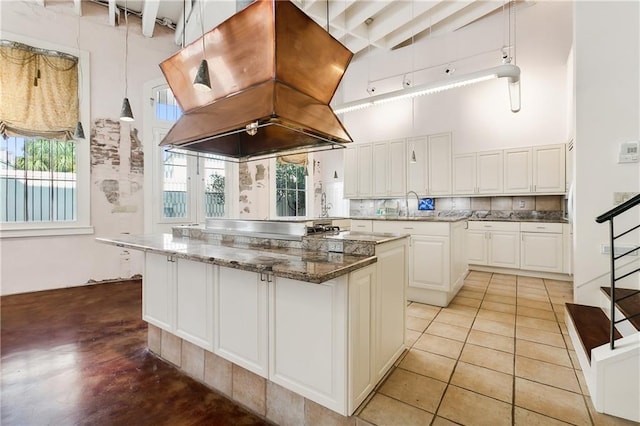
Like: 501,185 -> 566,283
275,162 -> 306,217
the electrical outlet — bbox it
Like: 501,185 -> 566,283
519,200 -> 525,209
181,228 -> 189,237
328,240 -> 344,253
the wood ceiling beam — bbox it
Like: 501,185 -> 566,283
142,0 -> 160,37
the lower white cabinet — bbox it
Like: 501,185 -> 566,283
467,221 -> 520,269
143,253 -> 215,350
214,267 -> 268,377
351,219 -> 373,232
520,223 -> 564,273
372,220 -> 467,307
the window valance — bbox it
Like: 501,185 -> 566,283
276,153 -> 308,167
0,40 -> 79,140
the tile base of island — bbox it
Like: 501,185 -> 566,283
98,228 -> 408,421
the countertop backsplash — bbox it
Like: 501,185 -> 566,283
350,195 -> 565,222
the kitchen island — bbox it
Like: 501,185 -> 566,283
97,225 -> 408,418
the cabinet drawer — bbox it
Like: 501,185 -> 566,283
468,221 -> 519,232
373,220 -> 449,236
351,220 -> 373,232
520,222 -> 563,233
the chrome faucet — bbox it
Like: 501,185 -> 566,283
405,190 -> 420,217
320,192 -> 332,217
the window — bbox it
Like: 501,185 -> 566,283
145,83 -> 235,231
275,163 -> 306,217
0,33 -> 91,237
1,137 -> 77,222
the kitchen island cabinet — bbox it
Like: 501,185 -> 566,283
98,230 -> 407,417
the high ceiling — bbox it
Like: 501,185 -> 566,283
77,0 -> 526,55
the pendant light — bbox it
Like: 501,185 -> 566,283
74,13 -> 85,139
193,0 -> 211,92
120,0 -> 134,122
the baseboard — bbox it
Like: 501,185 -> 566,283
468,265 -> 572,281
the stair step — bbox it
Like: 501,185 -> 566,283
565,303 -> 622,363
600,287 -> 640,331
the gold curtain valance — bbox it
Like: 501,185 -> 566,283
276,153 -> 308,166
0,41 -> 79,140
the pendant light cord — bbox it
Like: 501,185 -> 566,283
200,0 -> 206,58
124,0 -> 129,98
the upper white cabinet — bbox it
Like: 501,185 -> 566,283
533,144 -> 566,193
453,150 -> 503,195
504,144 -> 566,194
372,139 -> 406,197
407,133 -> 452,196
344,144 -> 373,198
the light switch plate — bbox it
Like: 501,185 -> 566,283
613,192 -> 639,205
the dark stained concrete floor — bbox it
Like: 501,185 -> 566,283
1,280 -> 270,426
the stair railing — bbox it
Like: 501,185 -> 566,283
596,193 -> 640,350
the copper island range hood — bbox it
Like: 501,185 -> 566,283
158,0 -> 354,161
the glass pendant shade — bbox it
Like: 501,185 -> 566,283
74,121 -> 86,139
193,59 -> 211,92
120,97 -> 134,122
410,150 -> 417,163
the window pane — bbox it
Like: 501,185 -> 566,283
162,149 -> 188,218
203,157 -> 225,217
1,137 -> 77,222
275,163 -> 306,217
155,87 -> 183,122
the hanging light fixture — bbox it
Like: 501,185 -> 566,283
193,0 -> 211,92
120,0 -> 134,122
74,13 -> 85,139
333,170 -> 338,180
333,64 -> 520,115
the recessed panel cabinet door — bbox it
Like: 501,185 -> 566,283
343,147 -> 358,198
521,232 -> 564,272
372,142 -> 388,197
533,145 -> 566,193
427,133 -> 452,195
467,231 -> 488,265
357,144 -> 373,197
388,139 -> 407,196
176,259 -> 213,350
488,231 -> 520,268
410,235 -> 450,291
476,150 -> 503,194
504,148 -> 532,194
453,153 -> 476,195
214,267 -> 268,377
143,252 -> 174,331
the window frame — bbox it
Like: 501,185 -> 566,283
0,32 -> 92,238
269,156 -> 314,219
143,80 -> 237,234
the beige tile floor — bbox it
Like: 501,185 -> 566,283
356,272 -> 638,426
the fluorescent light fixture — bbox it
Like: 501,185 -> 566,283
333,64 -> 521,114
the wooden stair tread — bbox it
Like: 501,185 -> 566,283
565,303 -> 622,363
601,287 -> 640,331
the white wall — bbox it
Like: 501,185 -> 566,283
338,1 -> 573,154
0,1 -> 178,295
573,1 -> 640,305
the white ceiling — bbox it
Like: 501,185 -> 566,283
82,0 -> 525,55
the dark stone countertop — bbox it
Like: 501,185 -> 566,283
96,233 -> 405,284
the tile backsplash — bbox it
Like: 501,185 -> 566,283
350,195 -> 565,218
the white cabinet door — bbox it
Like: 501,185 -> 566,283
372,142 -> 388,197
215,267 -> 268,377
143,252 -> 175,331
343,146 -> 358,198
467,231 -> 488,265
348,265 -> 375,413
521,232 -> 564,272
533,144 -> 566,193
374,240 -> 406,381
357,144 -> 373,197
489,231 -> 520,268
388,139 -> 407,196
476,150 -> 503,194
453,153 -> 476,195
270,276 -> 347,415
563,223 -> 573,275
176,259 -> 214,350
410,235 -> 450,291
504,148 -> 533,194
427,133 -> 452,196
